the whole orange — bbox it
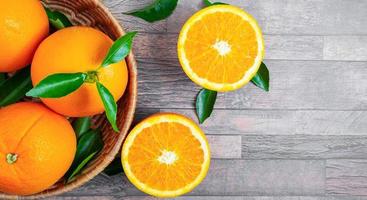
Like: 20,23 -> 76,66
0,0 -> 49,72
0,102 -> 76,195
31,26 -> 128,117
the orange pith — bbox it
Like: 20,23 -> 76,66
0,102 -> 76,195
31,26 -> 128,117
122,113 -> 210,197
178,5 -> 264,92
0,0 -> 49,72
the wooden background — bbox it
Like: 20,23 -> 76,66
59,0 -> 367,199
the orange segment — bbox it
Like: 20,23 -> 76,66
178,5 -> 264,92
121,113 -> 210,197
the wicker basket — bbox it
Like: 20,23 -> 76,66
0,0 -> 137,199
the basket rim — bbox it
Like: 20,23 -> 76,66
0,0 -> 138,199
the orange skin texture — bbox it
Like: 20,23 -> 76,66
31,26 -> 128,117
0,0 -> 49,72
0,102 -> 77,195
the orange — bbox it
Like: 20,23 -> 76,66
122,113 -> 210,197
0,0 -> 49,72
0,102 -> 76,195
31,26 -> 128,117
177,5 -> 264,92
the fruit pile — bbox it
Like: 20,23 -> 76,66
0,0 -> 267,198
0,0 -> 132,195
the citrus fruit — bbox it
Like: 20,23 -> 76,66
0,102 -> 76,195
31,26 -> 128,117
0,0 -> 49,72
122,113 -> 210,197
177,5 -> 264,92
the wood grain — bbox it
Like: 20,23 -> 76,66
324,36 -> 367,61
63,174 -> 134,196
136,109 -> 367,135
59,196 -> 367,200
64,160 -> 324,196
242,135 -> 367,159
326,160 -> 367,195
136,59 -> 367,110
52,196 -> 367,200
130,197 -> 367,200
191,160 -> 324,196
103,0 -> 167,32
167,0 -> 367,35
207,135 -> 242,159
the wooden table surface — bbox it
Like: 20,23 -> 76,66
59,0 -> 367,199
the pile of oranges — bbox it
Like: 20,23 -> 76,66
0,0 -> 128,195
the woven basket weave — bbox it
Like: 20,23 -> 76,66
0,0 -> 137,199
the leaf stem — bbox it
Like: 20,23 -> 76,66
6,153 -> 18,164
84,71 -> 99,83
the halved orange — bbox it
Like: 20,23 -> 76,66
121,113 -> 210,197
178,5 -> 265,92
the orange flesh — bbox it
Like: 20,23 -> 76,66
183,12 -> 259,84
127,122 -> 205,191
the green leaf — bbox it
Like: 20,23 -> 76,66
0,73 -> 6,85
203,0 -> 228,6
65,129 -> 104,182
125,0 -> 178,22
96,82 -> 119,132
196,88 -> 217,124
44,7 -> 72,29
101,32 -> 137,67
67,152 -> 98,183
26,73 -> 87,98
73,129 -> 103,166
103,157 -> 124,176
72,117 -> 92,139
0,67 -> 33,107
251,62 -> 270,92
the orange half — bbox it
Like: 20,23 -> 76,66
178,5 -> 264,92
121,113 -> 210,197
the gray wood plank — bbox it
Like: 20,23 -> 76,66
63,174 -> 135,196
64,160 -> 324,196
265,35 -> 323,60
167,0 -> 367,35
190,160 -> 325,196
103,0 -> 167,32
326,160 -> 367,196
133,33 -> 324,60
136,59 -> 367,110
53,196 -> 367,200
242,135 -> 367,159
324,36 -> 367,61
51,197 -> 118,200
207,135 -> 242,158
136,109 -> 367,135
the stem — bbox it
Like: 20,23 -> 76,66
6,153 -> 18,164
84,71 -> 99,83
